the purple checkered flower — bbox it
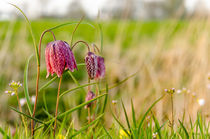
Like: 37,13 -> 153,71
85,91 -> 96,108
45,40 -> 77,78
85,52 -> 105,80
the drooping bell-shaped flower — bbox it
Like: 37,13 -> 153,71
85,52 -> 98,79
85,91 -> 96,108
95,56 -> 105,79
85,52 -> 105,80
45,40 -> 77,78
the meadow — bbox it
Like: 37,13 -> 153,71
0,17 -> 209,138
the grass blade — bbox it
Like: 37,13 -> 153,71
70,114 -> 104,138
48,22 -> 95,31
9,106 -> 45,125
137,95 -> 165,133
101,84 -> 108,113
59,82 -> 97,98
121,99 -> 131,132
98,23 -> 103,53
110,107 -> 130,137
23,54 -> 33,116
101,71 -> 138,92
131,99 -> 137,129
68,71 -> 86,93
0,127 -> 10,139
39,76 -> 58,92
102,125 -> 112,139
151,112 -> 162,139
58,93 -> 107,118
39,63 -> 85,92
10,3 -> 39,65
178,119 -> 189,139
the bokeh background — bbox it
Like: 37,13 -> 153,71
0,0 -> 210,130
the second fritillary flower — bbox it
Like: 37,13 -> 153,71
85,52 -> 105,80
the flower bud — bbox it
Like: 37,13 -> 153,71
85,91 -> 95,108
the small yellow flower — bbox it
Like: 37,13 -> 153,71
57,134 -> 66,139
119,129 -> 129,139
9,80 -> 22,90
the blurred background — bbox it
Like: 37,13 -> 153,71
0,0 -> 209,130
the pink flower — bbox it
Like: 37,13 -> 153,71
45,40 -> 77,78
85,52 -> 105,80
95,56 -> 105,79
85,91 -> 96,108
85,52 -> 97,79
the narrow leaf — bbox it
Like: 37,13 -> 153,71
10,3 -> 39,65
59,82 -> 97,98
100,71 -> 138,92
102,125 -> 112,139
178,119 -> 189,139
137,95 -> 165,133
0,127 -> 10,139
70,114 -> 104,138
121,99 -> 131,132
23,54 -> 33,115
110,107 -> 130,136
9,106 -> 46,125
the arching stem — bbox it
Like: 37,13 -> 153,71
31,30 -> 56,136
91,44 -> 101,54
53,75 -> 63,137
71,40 -> 90,52
70,16 -> 84,46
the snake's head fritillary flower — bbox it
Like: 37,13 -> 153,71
85,91 -> 95,108
95,56 -> 105,79
85,52 -> 97,79
85,52 -> 105,80
45,40 -> 77,78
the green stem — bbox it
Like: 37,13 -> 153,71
15,90 -> 28,137
53,75 -> 63,136
31,30 -> 56,136
171,93 -> 174,135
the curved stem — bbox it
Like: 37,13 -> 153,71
91,44 -> 101,54
70,16 -> 84,46
71,40 -> 90,52
53,75 -> 63,137
31,30 -> 56,136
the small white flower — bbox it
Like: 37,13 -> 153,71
177,89 -> 182,94
4,91 -> 8,94
197,99 -> 205,106
20,98 -> 26,106
112,100 -> 117,104
31,96 -> 36,104
11,92 -> 15,96
152,132 -> 157,138
207,84 -> 210,90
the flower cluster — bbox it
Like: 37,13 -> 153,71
5,81 -> 22,96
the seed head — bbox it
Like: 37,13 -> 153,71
45,40 -> 77,78
85,91 -> 96,108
